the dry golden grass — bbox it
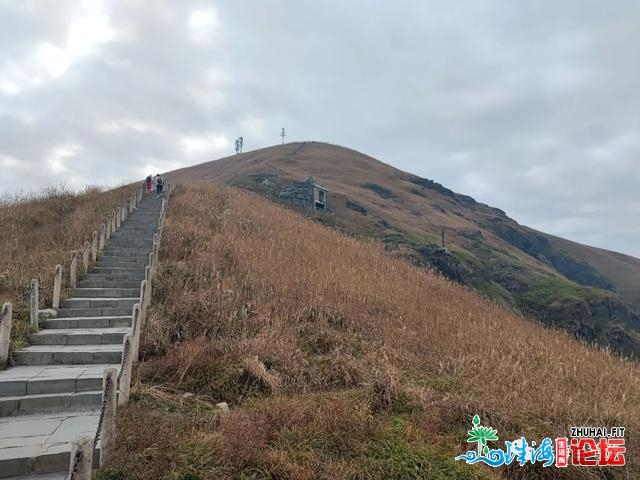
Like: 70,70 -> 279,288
0,184 -> 137,348
108,183 -> 639,479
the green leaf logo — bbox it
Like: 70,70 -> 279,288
466,415 -> 499,456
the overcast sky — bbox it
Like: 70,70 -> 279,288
1,1 -> 639,256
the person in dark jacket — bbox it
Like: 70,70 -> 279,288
155,174 -> 164,196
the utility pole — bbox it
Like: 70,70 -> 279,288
280,127 -> 286,145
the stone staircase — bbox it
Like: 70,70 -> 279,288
0,194 -> 163,478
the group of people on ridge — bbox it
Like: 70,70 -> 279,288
145,174 -> 164,196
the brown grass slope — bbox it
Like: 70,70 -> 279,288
166,142 -> 640,357
0,185 -> 136,350
104,184 -> 639,480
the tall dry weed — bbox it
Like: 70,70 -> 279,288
128,183 -> 640,478
0,184 -> 137,347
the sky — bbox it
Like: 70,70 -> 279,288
1,1 -> 639,257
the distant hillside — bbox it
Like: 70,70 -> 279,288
106,183 -> 640,479
168,142 -> 640,357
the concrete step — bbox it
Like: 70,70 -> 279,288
0,365 -> 117,398
0,391 -> 101,417
72,288 -> 139,298
111,225 -> 156,230
13,346 -> 122,366
95,260 -> 148,269
0,410 -> 100,478
43,317 -> 131,329
105,243 -> 153,250
29,328 -> 129,346
84,272 -> 145,281
60,298 -> 137,309
99,253 -> 149,260
77,280 -> 141,289
101,248 -> 152,256
2,472 -> 67,479
55,307 -> 132,318
91,267 -> 146,275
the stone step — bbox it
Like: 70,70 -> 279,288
98,253 -> 149,259
43,317 -> 131,329
55,307 -> 132,318
13,346 -> 122,366
112,226 -> 157,232
0,365 -> 117,398
108,231 -> 155,237
91,267 -> 146,275
2,472 -> 67,479
101,248 -> 152,256
98,250 -> 151,263
109,236 -> 155,241
84,272 -> 145,281
95,260 -> 148,269
104,241 -> 153,248
72,288 -> 139,298
0,410 -> 100,478
77,280 -> 141,289
0,391 -> 101,417
29,328 -> 129,346
113,222 -> 157,227
60,298 -> 137,309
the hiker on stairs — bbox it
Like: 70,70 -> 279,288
156,174 -> 164,196
145,174 -> 153,194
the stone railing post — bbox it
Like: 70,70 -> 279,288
139,280 -> 148,327
70,251 -> 78,288
115,207 -> 121,229
30,279 -> 39,328
100,368 -> 118,466
118,334 -> 134,407
91,231 -> 98,262
82,241 -> 90,273
129,196 -> 134,213
131,304 -> 141,361
68,436 -> 92,480
0,303 -> 13,367
53,264 -> 63,309
148,250 -> 155,279
99,223 -> 106,250
122,202 -> 127,222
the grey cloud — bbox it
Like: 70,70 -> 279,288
0,0 -> 639,256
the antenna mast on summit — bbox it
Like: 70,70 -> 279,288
280,127 -> 286,145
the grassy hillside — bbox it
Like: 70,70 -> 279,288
101,184 -> 640,479
166,142 -> 640,358
0,185 -> 136,351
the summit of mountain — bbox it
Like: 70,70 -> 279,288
168,141 -> 640,357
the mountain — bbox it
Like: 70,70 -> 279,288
168,141 -> 640,357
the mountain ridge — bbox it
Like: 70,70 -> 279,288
167,141 -> 640,357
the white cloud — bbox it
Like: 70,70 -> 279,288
46,144 -> 80,174
37,42 -> 72,78
180,133 -> 230,157
188,8 -> 219,42
0,2 -> 115,94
